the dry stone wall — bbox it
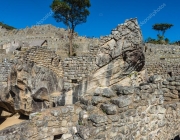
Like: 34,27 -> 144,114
17,46 -> 64,77
145,43 -> 180,77
0,24 -> 99,58
1,18 -> 180,140
0,49 -> 6,54
0,105 -> 78,140
63,45 -> 99,90
0,60 -> 12,97
1,75 -> 180,139
63,56 -> 98,90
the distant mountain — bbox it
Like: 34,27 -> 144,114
0,22 -> 16,30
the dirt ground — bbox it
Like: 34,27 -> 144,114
0,114 -> 27,130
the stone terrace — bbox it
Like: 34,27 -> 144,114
16,46 -> 64,78
0,24 -> 99,58
145,43 -> 180,77
63,45 -> 99,90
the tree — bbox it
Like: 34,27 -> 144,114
64,43 -> 79,56
51,0 -> 91,56
173,40 -> 180,46
164,38 -> 169,44
152,23 -> 173,37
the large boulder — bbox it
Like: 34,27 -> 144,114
0,48 -> 64,116
72,18 -> 146,103
96,18 -> 145,72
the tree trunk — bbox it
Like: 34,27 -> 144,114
69,30 -> 73,56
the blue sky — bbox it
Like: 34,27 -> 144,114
0,0 -> 179,42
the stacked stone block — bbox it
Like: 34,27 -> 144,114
0,106 -> 78,140
16,46 -> 64,78
0,60 -> 12,91
1,75 -> 180,139
145,43 -> 180,77
63,56 -> 98,90
0,24 -> 99,57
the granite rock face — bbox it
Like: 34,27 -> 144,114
71,18 -> 146,103
0,47 -> 64,116
96,18 -> 145,72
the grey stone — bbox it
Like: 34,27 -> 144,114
125,109 -> 136,117
102,88 -> 116,98
61,107 -> 69,114
140,85 -> 151,90
149,75 -> 162,83
169,82 -> 180,86
79,96 -> 91,106
91,96 -> 106,105
162,81 -> 169,86
111,135 -> 123,140
167,77 -> 175,82
77,126 -> 91,139
111,85 -> 135,95
95,134 -> 106,139
51,110 -> 61,117
89,114 -> 108,124
111,96 -> 132,108
0,136 -> 6,140
94,87 -> 103,96
108,115 -> 119,122
100,104 -> 117,115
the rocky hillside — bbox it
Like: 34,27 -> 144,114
0,22 -> 15,30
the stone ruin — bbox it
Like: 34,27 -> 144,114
0,24 -> 99,59
0,46 -> 64,116
145,43 -> 180,78
0,18 -> 180,140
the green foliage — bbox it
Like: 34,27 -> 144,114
157,34 -> 164,41
145,36 -> 170,45
51,0 -> 91,29
146,23 -> 173,45
152,23 -> 173,36
128,71 -> 138,78
145,37 -> 159,44
50,0 -> 91,56
78,120 -> 83,125
171,41 -> 180,46
164,38 -> 170,44
0,22 -> 16,30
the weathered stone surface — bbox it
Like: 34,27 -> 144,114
32,87 -> 49,101
111,85 -> 135,95
94,87 -> 103,96
91,96 -> 106,105
100,104 -> 117,115
89,114 -> 108,124
96,18 -> 145,72
71,18 -> 146,104
149,75 -> 162,83
1,18 -> 180,140
1,74 -> 180,140
0,48 -> 64,116
111,96 -> 132,108
102,88 -> 116,98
